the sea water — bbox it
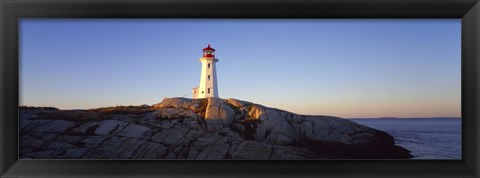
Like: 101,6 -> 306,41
349,118 -> 461,159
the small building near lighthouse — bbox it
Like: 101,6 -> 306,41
192,44 -> 219,99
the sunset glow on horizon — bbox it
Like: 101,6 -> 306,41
19,19 -> 461,118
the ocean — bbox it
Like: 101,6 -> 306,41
349,118 -> 461,159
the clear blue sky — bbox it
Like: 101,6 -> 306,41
19,19 -> 461,118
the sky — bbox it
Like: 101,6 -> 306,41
19,19 -> 461,118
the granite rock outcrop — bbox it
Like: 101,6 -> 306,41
19,97 -> 412,159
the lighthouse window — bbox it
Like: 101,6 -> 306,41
208,63 -> 210,68
208,88 -> 210,94
208,75 -> 210,81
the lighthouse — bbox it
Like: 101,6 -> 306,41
192,44 -> 219,99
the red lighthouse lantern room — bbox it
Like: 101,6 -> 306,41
203,44 -> 215,58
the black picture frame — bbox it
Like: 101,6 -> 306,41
1,0 -> 479,177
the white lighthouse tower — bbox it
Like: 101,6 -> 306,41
192,44 -> 219,99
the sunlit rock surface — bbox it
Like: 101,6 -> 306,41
19,97 -> 412,159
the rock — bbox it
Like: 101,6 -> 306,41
225,98 -> 253,108
204,97 -> 235,130
20,119 -> 51,135
63,148 -> 89,158
70,122 -> 99,135
55,135 -> 84,145
86,137 -> 145,159
191,132 -> 224,146
117,124 -> 150,139
22,150 -> 64,159
191,138 -> 231,159
94,120 -> 124,135
81,136 -> 109,147
18,97 -> 412,159
231,140 -> 272,159
153,97 -> 206,111
271,145 -> 316,159
258,108 -> 297,145
153,108 -> 198,120
45,141 -> 77,150
131,142 -> 168,159
20,136 -> 45,149
19,111 -> 43,131
29,120 -> 77,134
151,126 -> 189,145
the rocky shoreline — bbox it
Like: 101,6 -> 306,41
19,97 -> 412,159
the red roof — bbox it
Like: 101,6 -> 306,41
203,44 -> 215,51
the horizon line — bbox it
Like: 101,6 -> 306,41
19,105 -> 461,119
